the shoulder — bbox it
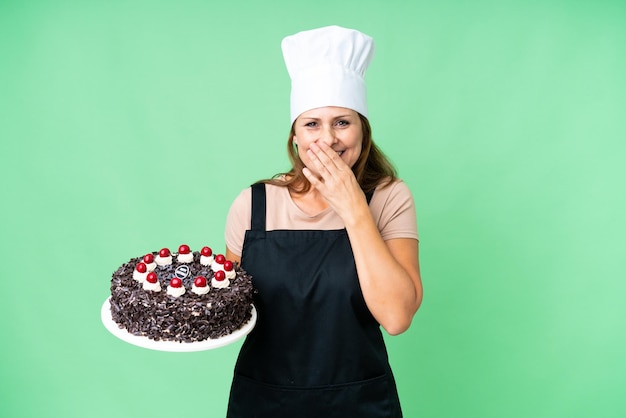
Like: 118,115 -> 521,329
369,178 -> 418,240
227,183 -> 290,217
228,186 -> 252,214
372,178 -> 414,205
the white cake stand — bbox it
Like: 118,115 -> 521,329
101,298 -> 256,352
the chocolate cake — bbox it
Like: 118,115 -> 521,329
109,245 -> 255,343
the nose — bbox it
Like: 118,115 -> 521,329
318,125 -> 337,146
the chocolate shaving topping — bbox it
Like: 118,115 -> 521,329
110,251 -> 256,343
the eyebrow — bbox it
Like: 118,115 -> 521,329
300,114 -> 354,121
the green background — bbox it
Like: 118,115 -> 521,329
1,0 -> 625,417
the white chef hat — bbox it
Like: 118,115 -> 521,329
281,25 -> 375,124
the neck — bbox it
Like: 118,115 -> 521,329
289,187 -> 329,216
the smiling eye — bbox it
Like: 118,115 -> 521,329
304,121 -> 318,128
336,120 -> 350,127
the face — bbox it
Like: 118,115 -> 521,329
293,107 -> 363,175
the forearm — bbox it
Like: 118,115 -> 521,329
344,203 -> 422,335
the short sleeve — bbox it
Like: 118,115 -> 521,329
371,180 -> 419,241
224,187 -> 252,257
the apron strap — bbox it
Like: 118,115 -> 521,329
250,182 -> 267,232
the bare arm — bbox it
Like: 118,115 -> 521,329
303,141 -> 423,335
345,207 -> 422,335
226,248 -> 241,266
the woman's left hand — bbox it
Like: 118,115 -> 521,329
302,141 -> 368,223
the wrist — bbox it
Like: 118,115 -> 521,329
343,202 -> 373,230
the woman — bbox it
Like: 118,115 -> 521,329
225,26 -> 423,417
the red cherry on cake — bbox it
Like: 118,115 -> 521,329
146,272 -> 158,283
178,244 -> 190,254
170,277 -> 183,288
136,262 -> 147,273
214,270 -> 226,282
143,253 -> 154,264
215,254 -> 226,265
224,260 -> 234,272
194,276 -> 207,287
159,248 -> 170,257
201,246 -> 213,257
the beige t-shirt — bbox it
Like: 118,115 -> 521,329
225,179 -> 418,257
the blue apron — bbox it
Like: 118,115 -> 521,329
227,183 -> 402,417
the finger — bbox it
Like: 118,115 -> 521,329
306,148 -> 332,179
302,167 -> 324,189
310,142 -> 343,171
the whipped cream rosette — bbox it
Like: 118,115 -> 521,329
223,260 -> 236,280
143,272 -> 162,292
176,244 -> 194,263
155,248 -> 173,266
212,270 -> 230,288
210,253 -> 226,272
133,262 -> 148,282
200,246 -> 215,266
142,253 -> 157,272
166,277 -> 186,297
191,276 -> 210,295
